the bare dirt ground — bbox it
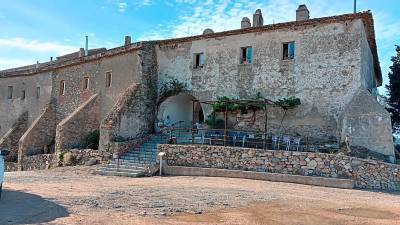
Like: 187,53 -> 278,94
1,166 -> 400,225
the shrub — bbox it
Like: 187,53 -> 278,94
159,79 -> 188,100
63,152 -> 75,166
82,130 -> 100,149
274,97 -> 301,110
113,135 -> 126,143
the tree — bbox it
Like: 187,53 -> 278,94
386,45 -> 400,133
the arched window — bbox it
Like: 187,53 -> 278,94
60,80 -> 65,95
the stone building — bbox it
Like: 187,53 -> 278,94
0,6 -> 395,167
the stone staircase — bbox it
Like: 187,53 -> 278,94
97,135 -> 168,177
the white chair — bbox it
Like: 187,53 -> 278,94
292,137 -> 301,151
282,136 -> 290,151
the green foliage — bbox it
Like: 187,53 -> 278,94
386,45 -> 400,132
113,135 -> 126,142
274,97 -> 301,110
159,79 -> 188,99
211,93 -> 265,114
204,112 -> 225,129
82,130 -> 100,149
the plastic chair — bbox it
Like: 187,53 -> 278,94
282,136 -> 291,151
292,137 -> 301,151
272,136 -> 279,150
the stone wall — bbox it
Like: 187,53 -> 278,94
5,162 -> 18,172
100,42 -> 158,153
340,89 -> 394,159
19,154 -> 57,171
59,149 -> 109,166
18,103 -> 56,160
55,94 -> 100,152
0,111 -> 28,162
158,144 -> 400,191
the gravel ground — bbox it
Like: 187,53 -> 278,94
1,166 -> 400,225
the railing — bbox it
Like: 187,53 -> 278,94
165,127 -> 339,153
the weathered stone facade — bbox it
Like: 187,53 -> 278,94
55,94 -> 100,152
0,9 -> 395,170
159,144 -> 400,191
0,112 -> 28,162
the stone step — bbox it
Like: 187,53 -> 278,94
97,169 -> 145,177
105,163 -> 146,170
97,167 -> 144,173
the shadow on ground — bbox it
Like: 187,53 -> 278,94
0,189 -> 69,225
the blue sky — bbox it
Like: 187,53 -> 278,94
0,0 -> 399,94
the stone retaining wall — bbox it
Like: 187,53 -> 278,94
19,154 -> 57,171
158,144 -> 400,191
0,112 -> 28,162
56,94 -> 100,152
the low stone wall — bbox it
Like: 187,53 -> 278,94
5,162 -> 18,172
60,149 -> 110,166
19,154 -> 57,171
19,104 -> 56,159
56,94 -> 100,152
158,144 -> 400,191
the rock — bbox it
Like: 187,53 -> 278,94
85,158 -> 97,166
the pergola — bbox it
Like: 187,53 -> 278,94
190,98 -> 277,148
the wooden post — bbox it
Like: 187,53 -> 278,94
264,101 -> 268,150
192,100 -> 195,144
224,103 -> 228,147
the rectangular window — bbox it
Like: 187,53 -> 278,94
21,90 -> 26,100
7,86 -> 13,99
240,47 -> 252,64
36,87 -> 40,99
83,77 -> 90,90
106,71 -> 112,88
283,42 -> 295,60
60,81 -> 65,95
194,53 -> 205,68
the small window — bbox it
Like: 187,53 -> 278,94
240,47 -> 252,64
21,90 -> 26,100
59,81 -> 65,96
283,42 -> 295,60
105,71 -> 112,88
194,53 -> 205,68
7,86 -> 13,99
83,77 -> 90,90
36,87 -> 40,99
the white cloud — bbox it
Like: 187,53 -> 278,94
0,37 -> 77,55
119,2 -> 128,12
0,58 -> 37,70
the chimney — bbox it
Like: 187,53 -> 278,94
50,57 -> 53,61
85,36 -> 89,56
253,9 -> 264,27
125,36 -> 131,45
296,4 -> 310,21
203,28 -> 214,35
36,61 -> 39,69
79,48 -> 85,57
241,17 -> 251,29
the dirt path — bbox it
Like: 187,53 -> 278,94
1,166 -> 400,225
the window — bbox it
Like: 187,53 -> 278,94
36,87 -> 40,99
60,81 -> 65,96
83,77 -> 90,90
283,42 -> 295,60
7,86 -> 13,99
240,47 -> 252,64
105,71 -> 112,88
21,90 -> 26,100
194,53 -> 205,68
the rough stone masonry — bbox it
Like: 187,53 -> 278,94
0,5 -> 395,169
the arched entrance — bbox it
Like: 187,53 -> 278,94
157,93 -> 204,128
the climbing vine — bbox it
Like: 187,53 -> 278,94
159,79 -> 188,101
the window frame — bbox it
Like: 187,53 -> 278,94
282,42 -> 295,60
193,53 -> 205,69
7,86 -> 13,99
83,76 -> 90,90
36,87 -> 41,99
240,46 -> 253,64
21,90 -> 26,100
105,71 -> 112,88
59,80 -> 66,96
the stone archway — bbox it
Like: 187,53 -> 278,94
157,93 -> 204,128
